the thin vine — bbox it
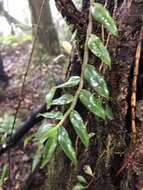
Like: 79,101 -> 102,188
8,0 -> 47,187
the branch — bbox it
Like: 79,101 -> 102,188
0,104 -> 46,155
55,0 -> 86,32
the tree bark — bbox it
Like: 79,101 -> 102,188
28,0 -> 60,56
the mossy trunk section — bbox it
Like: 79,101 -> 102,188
28,0 -> 60,56
40,1 -> 143,189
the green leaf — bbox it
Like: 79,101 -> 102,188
32,155 -> 40,172
89,132 -> 95,139
0,164 -> 8,186
88,34 -> 111,67
73,183 -> 86,190
58,127 -> 77,165
57,76 -> 80,88
77,175 -> 87,184
36,124 -> 57,143
0,114 -> 20,134
36,124 -> 53,139
105,105 -> 114,120
41,137 -> 57,168
91,3 -> 118,37
40,127 -> 57,144
70,110 -> 89,148
38,111 -> 63,120
79,89 -> 106,119
83,165 -> 94,177
84,64 -> 109,98
24,136 -> 32,148
46,87 -> 56,109
52,94 -> 73,105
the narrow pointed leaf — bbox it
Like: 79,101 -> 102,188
91,3 -> 118,36
36,124 -> 53,139
41,137 -> 57,168
46,87 -> 56,109
0,164 -> 8,186
79,89 -> 106,119
57,76 -> 80,88
58,127 -> 77,165
36,124 -> 57,143
40,127 -> 58,144
38,111 -> 63,120
105,105 -> 114,120
32,155 -> 41,172
88,34 -> 111,66
84,64 -> 109,98
77,175 -> 87,184
52,94 -> 73,105
73,183 -> 86,190
70,110 -> 89,148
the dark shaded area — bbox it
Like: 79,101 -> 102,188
0,53 -> 9,85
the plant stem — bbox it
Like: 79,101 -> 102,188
54,0 -> 93,130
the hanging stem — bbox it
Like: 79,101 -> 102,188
131,26 -> 143,144
53,0 -> 93,131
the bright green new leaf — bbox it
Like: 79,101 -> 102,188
46,87 -> 56,109
41,137 -> 57,168
91,3 -> 118,36
52,94 -> 73,105
83,165 -> 94,177
88,34 -> 111,66
89,132 -> 95,139
38,111 -> 63,120
70,110 -> 89,148
58,127 -> 77,165
84,64 -> 109,98
79,89 -> 106,119
57,76 -> 80,88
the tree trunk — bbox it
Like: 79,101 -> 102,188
0,53 -> 8,86
28,0 -> 60,56
42,1 -> 143,190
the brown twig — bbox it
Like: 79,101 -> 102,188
116,149 -> 136,176
131,26 -> 143,144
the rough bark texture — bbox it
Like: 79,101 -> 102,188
42,1 -> 143,190
28,0 -> 60,56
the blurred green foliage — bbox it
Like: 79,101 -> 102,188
0,34 -> 32,48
